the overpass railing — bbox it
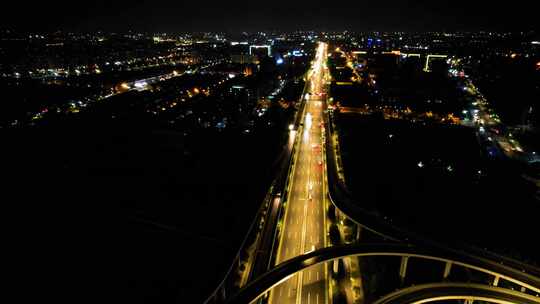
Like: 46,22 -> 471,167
224,243 -> 540,304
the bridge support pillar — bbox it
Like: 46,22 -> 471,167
333,259 -> 339,274
464,299 -> 474,304
521,286 -> 527,293
443,261 -> 452,280
220,286 -> 226,301
493,275 -> 500,287
399,256 -> 409,283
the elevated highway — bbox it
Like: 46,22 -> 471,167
225,243 -> 540,304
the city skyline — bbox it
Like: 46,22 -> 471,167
1,5 -> 538,301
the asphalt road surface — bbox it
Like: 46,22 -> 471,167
269,42 -> 329,304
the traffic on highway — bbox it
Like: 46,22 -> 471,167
269,42 -> 330,304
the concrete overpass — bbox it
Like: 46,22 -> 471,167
224,243 -> 540,304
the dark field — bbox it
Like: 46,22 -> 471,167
2,103 -> 287,303
336,113 -> 539,265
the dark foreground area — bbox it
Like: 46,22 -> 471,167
336,113 -> 539,266
2,113 -> 285,303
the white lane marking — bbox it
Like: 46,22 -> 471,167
279,285 -> 283,297
308,270 -> 311,283
317,271 -> 319,281
308,292 -> 311,304
288,286 -> 292,297
316,293 -> 319,304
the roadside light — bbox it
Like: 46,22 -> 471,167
289,124 -> 294,131
193,88 -> 200,94
173,70 -> 179,76
120,83 -> 130,89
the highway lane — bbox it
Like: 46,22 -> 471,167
268,42 -> 329,304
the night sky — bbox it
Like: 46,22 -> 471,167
2,0 -> 539,32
